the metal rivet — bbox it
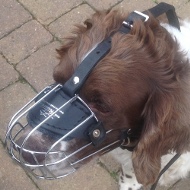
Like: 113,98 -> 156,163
73,76 -> 79,84
93,129 -> 101,138
127,128 -> 132,135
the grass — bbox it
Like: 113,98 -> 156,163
152,0 -> 159,4
97,160 -> 119,182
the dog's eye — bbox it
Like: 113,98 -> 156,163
91,98 -> 110,113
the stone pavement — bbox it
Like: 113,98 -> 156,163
0,0 -> 190,190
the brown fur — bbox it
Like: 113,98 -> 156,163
53,10 -> 190,186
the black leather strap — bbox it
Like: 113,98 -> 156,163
120,2 -> 180,34
28,85 -> 97,140
63,37 -> 112,96
63,11 -> 148,96
144,2 -> 180,30
119,11 -> 149,33
62,3 -> 180,96
150,153 -> 181,190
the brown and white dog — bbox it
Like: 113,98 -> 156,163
53,9 -> 190,189
8,8 -> 190,190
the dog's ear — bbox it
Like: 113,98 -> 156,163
54,38 -> 76,83
54,9 -> 125,84
131,89 -> 174,186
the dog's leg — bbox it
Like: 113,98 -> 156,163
111,148 -> 143,190
119,163 -> 143,190
159,152 -> 190,186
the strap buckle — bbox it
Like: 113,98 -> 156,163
122,11 -> 149,29
134,11 -> 149,22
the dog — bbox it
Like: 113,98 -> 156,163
6,7 -> 190,190
53,9 -> 190,189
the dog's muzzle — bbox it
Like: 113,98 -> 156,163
5,4 -> 178,180
5,83 -> 121,179
5,27 -> 119,179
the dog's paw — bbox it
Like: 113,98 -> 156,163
119,172 -> 143,190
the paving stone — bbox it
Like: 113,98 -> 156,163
0,55 -> 19,90
0,0 -> 32,39
86,0 -> 122,10
100,151 -> 120,174
48,4 -> 95,40
0,142 -> 38,190
0,20 -> 53,64
149,178 -> 190,190
17,41 -> 60,92
0,82 -> 36,140
171,177 -> 190,190
155,0 -> 189,20
177,2 -> 190,19
33,159 -> 118,190
19,0 -> 83,25
114,0 -> 155,12
155,0 -> 187,8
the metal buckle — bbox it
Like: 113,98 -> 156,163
122,11 -> 149,29
134,10 -> 149,22
122,21 -> 133,29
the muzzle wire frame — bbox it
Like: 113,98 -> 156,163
5,84 -> 121,179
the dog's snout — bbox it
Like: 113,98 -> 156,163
14,126 -> 61,165
15,134 -> 48,164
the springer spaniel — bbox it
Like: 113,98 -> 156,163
6,7 -> 190,190
53,10 -> 190,189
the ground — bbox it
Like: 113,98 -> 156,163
0,0 -> 190,189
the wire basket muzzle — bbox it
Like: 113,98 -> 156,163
5,84 -> 106,179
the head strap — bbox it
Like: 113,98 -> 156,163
63,2 -> 180,97
145,2 -> 180,30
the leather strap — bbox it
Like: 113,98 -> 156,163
145,2 -> 180,30
63,37 -> 111,96
150,153 -> 181,190
63,3 -> 180,97
120,2 -> 180,34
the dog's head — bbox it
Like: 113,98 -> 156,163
6,10 -> 190,185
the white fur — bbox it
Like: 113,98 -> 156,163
111,148 -> 190,190
111,148 -> 143,190
111,20 -> 190,190
39,140 -> 76,177
159,152 -> 190,186
162,20 -> 190,59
